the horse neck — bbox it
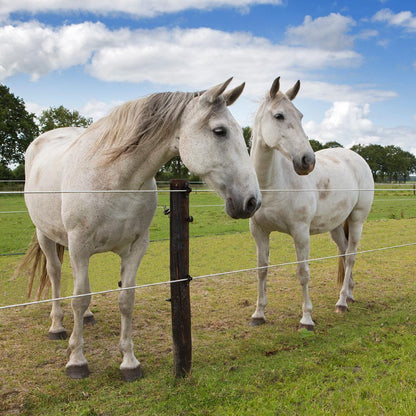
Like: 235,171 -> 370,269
251,132 -> 286,189
114,139 -> 178,189
85,132 -> 178,190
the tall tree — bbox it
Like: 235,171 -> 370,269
242,126 -> 252,153
323,141 -> 343,148
38,105 -> 92,133
309,139 -> 324,152
351,144 -> 386,181
0,84 -> 39,165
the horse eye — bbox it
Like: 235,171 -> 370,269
274,113 -> 284,121
213,127 -> 227,137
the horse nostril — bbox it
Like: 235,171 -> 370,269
245,196 -> 259,215
302,154 -> 315,171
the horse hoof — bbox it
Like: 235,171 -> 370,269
66,364 -> 90,379
335,305 -> 349,314
121,365 -> 143,382
299,324 -> 315,331
83,315 -> 96,326
48,330 -> 68,340
249,317 -> 266,326
347,297 -> 355,304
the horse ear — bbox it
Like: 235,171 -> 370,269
200,77 -> 233,106
286,80 -> 301,101
270,77 -> 280,99
223,82 -> 245,106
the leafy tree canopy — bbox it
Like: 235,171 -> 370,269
0,84 -> 39,165
38,105 -> 92,133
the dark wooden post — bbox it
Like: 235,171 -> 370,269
169,179 -> 192,377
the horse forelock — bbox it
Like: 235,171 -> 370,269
89,90 -> 209,163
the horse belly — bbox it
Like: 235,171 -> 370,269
62,191 -> 158,254
309,197 -> 355,235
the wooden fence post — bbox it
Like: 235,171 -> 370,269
169,179 -> 192,377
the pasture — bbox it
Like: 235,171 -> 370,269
1,185 -> 416,415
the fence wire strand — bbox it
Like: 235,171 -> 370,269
1,241 -> 415,311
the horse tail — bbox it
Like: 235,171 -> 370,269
12,233 -> 65,300
337,221 -> 349,287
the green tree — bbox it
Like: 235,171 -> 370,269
323,141 -> 343,148
0,84 -> 39,166
309,139 -> 324,152
0,163 -> 13,179
242,126 -> 252,153
38,105 -> 92,133
351,144 -> 386,181
12,164 -> 25,180
384,145 -> 416,183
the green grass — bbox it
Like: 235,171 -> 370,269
0,183 -> 415,254
1,185 -> 416,415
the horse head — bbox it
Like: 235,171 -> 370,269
256,77 -> 315,175
178,78 -> 261,219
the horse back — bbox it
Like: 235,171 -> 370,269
25,127 -> 85,184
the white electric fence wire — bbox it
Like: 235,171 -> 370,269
1,242 -> 415,311
0,188 -> 415,195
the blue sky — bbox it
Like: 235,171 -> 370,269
1,0 -> 415,154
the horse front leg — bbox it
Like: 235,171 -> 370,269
117,234 -> 150,381
249,219 -> 270,326
66,244 -> 92,379
293,227 -> 314,330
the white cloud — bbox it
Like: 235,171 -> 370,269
0,21 -> 113,80
285,13 -> 356,51
0,0 -> 283,19
373,8 -> 416,32
86,27 -> 362,90
305,102 -> 374,144
305,101 -> 416,155
81,99 -> 122,122
301,80 -> 397,104
25,101 -> 44,116
0,21 -> 364,94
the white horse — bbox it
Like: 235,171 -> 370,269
17,79 -> 263,381
249,77 -> 374,330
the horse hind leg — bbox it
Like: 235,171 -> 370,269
36,231 -> 67,340
334,220 -> 363,313
293,228 -> 314,331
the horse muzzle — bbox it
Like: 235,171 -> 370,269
226,194 -> 262,219
293,153 -> 316,176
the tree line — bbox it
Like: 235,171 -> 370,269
1,85 -> 415,182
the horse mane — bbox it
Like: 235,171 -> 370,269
88,90 -> 208,162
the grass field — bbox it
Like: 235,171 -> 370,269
1,185 -> 416,415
